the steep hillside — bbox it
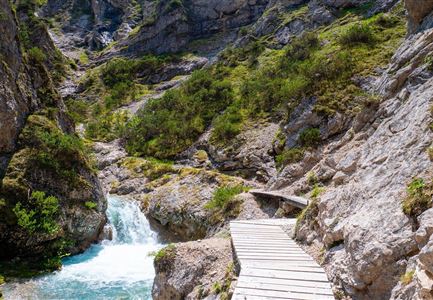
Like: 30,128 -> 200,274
0,0 -> 106,277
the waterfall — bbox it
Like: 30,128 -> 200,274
3,195 -> 161,300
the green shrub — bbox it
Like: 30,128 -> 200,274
84,201 -> 97,210
13,191 -> 59,234
298,128 -> 321,147
402,178 -> 432,217
211,105 -> 243,143
339,23 -> 375,46
283,32 -> 319,62
27,47 -> 46,63
66,99 -> 88,123
125,68 -> 234,158
275,148 -> 304,168
205,185 -> 248,210
374,13 -> 399,28
310,184 -> 325,199
155,244 -> 176,262
165,0 -> 183,13
79,51 -> 89,64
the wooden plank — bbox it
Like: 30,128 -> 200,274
236,281 -> 334,296
238,274 -> 332,289
232,293 -> 289,300
242,261 -> 321,268
241,268 -> 329,282
240,264 -> 326,273
234,287 -> 334,300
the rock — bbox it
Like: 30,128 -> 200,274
405,0 -> 433,34
0,0 -> 107,264
416,209 -> 433,249
206,122 -> 279,182
152,238 -> 234,300
333,171 -> 348,185
145,168 -> 251,240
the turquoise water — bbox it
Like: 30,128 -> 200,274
3,195 -> 161,300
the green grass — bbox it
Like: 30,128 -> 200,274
275,148 -> 305,168
79,51 -> 89,65
27,47 -> 46,63
205,185 -> 248,210
154,244 -> 176,262
402,178 -> 432,218
205,185 -> 249,224
84,201 -> 97,210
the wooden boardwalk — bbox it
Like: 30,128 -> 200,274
230,219 -> 334,300
250,190 -> 309,209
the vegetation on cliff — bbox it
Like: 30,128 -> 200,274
122,5 -> 405,161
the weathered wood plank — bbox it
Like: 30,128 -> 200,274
236,281 -> 334,296
234,287 -> 334,300
238,274 -> 332,289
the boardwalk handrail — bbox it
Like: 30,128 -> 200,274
250,189 -> 309,209
230,219 -> 334,300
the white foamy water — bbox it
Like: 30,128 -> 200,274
3,195 -> 161,300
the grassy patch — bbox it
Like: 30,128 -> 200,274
402,178 -> 433,218
205,185 -> 249,224
79,51 -> 89,65
154,244 -> 176,262
275,147 -> 305,168
295,199 -> 319,234
121,157 -> 176,181
400,270 -> 415,285
339,23 -> 376,46
84,201 -> 97,210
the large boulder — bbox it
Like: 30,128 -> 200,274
152,238 -> 235,300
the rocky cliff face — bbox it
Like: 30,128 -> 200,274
290,2 -> 433,299
0,0 -> 106,271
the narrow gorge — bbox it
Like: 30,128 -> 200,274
0,0 -> 433,299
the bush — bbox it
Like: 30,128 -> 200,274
374,13 -> 399,28
13,191 -> 59,234
27,47 -> 46,63
84,201 -> 97,210
125,68 -> 234,158
205,185 -> 248,210
339,23 -> 375,46
298,128 -> 321,147
211,105 -> 243,143
79,51 -> 89,64
402,178 -> 432,217
275,148 -> 304,168
310,184 -> 325,199
284,32 -> 319,62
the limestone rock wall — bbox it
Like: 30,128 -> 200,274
0,0 -> 106,264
